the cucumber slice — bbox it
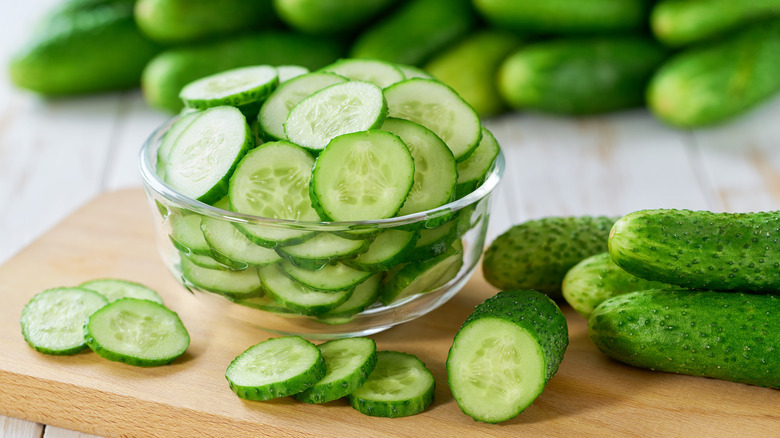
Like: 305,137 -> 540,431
380,118 -> 457,215
320,58 -> 404,88
447,290 -> 568,423
276,233 -> 370,271
20,287 -> 108,355
258,72 -> 348,141
229,294 -> 297,315
200,200 -> 282,268
384,78 -> 482,162
395,64 -> 434,80
348,350 -> 435,418
84,298 -> 190,367
180,256 -> 263,298
179,65 -> 279,110
343,229 -> 419,272
295,337 -> 378,404
382,241 -> 463,305
280,260 -> 373,292
226,336 -> 326,401
310,130 -> 415,221
228,141 -> 319,247
164,106 -> 252,205
169,213 -> 212,256
276,65 -> 309,83
284,81 -> 388,151
317,273 -> 382,319
406,219 -> 458,262
180,250 -> 235,271
456,126 -> 500,199
79,279 -> 163,304
156,111 -> 201,180
259,264 -> 353,315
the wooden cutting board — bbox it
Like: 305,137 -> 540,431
0,189 -> 777,437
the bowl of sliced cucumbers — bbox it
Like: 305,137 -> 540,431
139,59 -> 504,338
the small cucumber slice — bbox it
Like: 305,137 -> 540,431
382,241 -> 463,305
164,106 -> 252,205
348,350 -> 435,418
229,294 -> 297,315
200,201 -> 282,268
344,229 -> 419,272
169,213 -> 212,256
181,250 -> 235,271
179,65 -> 279,110
258,72 -> 348,141
259,264 -> 353,315
20,287 -> 108,355
406,219 -> 458,262
380,117 -> 457,215
280,260 -> 373,292
84,298 -> 190,367
276,65 -> 309,83
310,130 -> 415,221
156,111 -> 201,180
79,279 -> 163,304
384,78 -> 482,162
295,337 -> 378,404
180,256 -> 263,298
276,233 -> 370,270
456,126 -> 500,199
395,64 -> 434,80
317,273 -> 382,319
226,336 -> 326,401
284,81 -> 388,151
320,58 -> 405,88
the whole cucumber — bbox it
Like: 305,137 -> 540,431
589,289 -> 779,388
9,3 -> 160,95
498,37 -> 668,115
141,32 -> 344,113
482,216 -> 617,300
273,0 -> 399,36
652,0 -> 780,47
350,0 -> 476,66
609,209 -> 780,292
135,0 -> 276,45
647,20 -> 780,127
425,30 -> 523,118
472,0 -> 651,35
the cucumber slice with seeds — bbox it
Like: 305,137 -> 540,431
382,241 -> 463,305
317,273 -> 382,320
276,233 -> 370,270
348,350 -> 435,418
284,81 -> 388,151
320,58 -> 404,88
310,130 -> 414,221
79,279 -> 163,304
456,126 -> 500,198
20,287 -> 108,355
180,256 -> 263,298
157,111 -> 201,179
179,65 -> 279,110
281,260 -> 373,292
343,229 -> 419,272
226,336 -> 326,401
295,337 -> 378,404
259,264 -> 353,315
169,213 -> 212,256
84,298 -> 190,367
384,78 -> 482,162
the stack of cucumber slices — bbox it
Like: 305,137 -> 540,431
158,58 -> 501,322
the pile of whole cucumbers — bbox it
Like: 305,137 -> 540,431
9,0 -> 780,128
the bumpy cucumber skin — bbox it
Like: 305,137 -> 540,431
135,0 -> 276,45
609,209 -> 780,292
651,0 -> 780,47
447,289 -> 569,423
483,216 -> 617,300
589,289 -> 780,389
142,32 -> 344,113
274,0 -> 399,36
562,252 -> 680,318
294,338 -> 378,404
647,20 -> 780,127
498,37 -> 668,115
9,3 -> 160,95
472,0 -> 650,34
350,0 -> 476,66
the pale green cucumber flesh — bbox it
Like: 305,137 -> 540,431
381,243 -> 463,305
280,260 -> 373,292
259,264 -> 353,315
179,65 -> 279,109
169,213 -> 212,256
180,256 -> 263,298
320,58 -> 405,88
344,229 -> 419,272
79,278 -> 163,304
276,232 -> 370,270
157,111 -> 201,179
317,273 -> 382,319
456,126 -> 500,198
200,215 -> 281,268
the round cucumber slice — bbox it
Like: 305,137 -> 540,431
84,298 -> 190,367
276,232 -> 370,271
280,260 -> 373,292
382,242 -> 463,305
180,256 -> 263,298
348,350 -> 435,418
343,229 -> 419,272
156,111 -> 201,180
169,213 -> 211,256
294,337 -> 378,404
317,273 -> 382,319
226,336 -> 326,401
20,287 -> 108,355
395,64 -> 434,80
384,78 -> 482,162
276,65 -> 309,83
310,130 -> 415,221
200,215 -> 282,269
259,264 -> 353,315
284,81 -> 388,151
179,65 -> 279,110
320,58 -> 405,88
79,279 -> 163,304
456,126 -> 500,199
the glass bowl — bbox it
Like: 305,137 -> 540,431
139,117 -> 505,339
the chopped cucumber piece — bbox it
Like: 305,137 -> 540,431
20,287 -> 108,355
180,256 -> 263,298
294,337 -> 378,404
179,65 -> 279,111
280,260 -> 373,292
317,273 -> 382,319
456,126 -> 500,198
259,264 -> 353,315
381,241 -> 463,305
284,81 -> 388,151
384,78 -> 482,162
348,350 -> 435,418
226,336 -> 326,401
344,229 -> 419,272
310,130 -> 414,221
320,58 -> 404,88
276,232 -> 370,270
79,279 -> 163,304
84,298 -> 190,367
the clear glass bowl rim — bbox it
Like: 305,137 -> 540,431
139,117 -> 505,231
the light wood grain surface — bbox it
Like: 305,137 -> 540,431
2,2 -> 780,437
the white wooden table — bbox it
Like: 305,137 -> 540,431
2,2 -> 779,437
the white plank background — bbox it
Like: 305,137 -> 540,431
2,2 -> 780,437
